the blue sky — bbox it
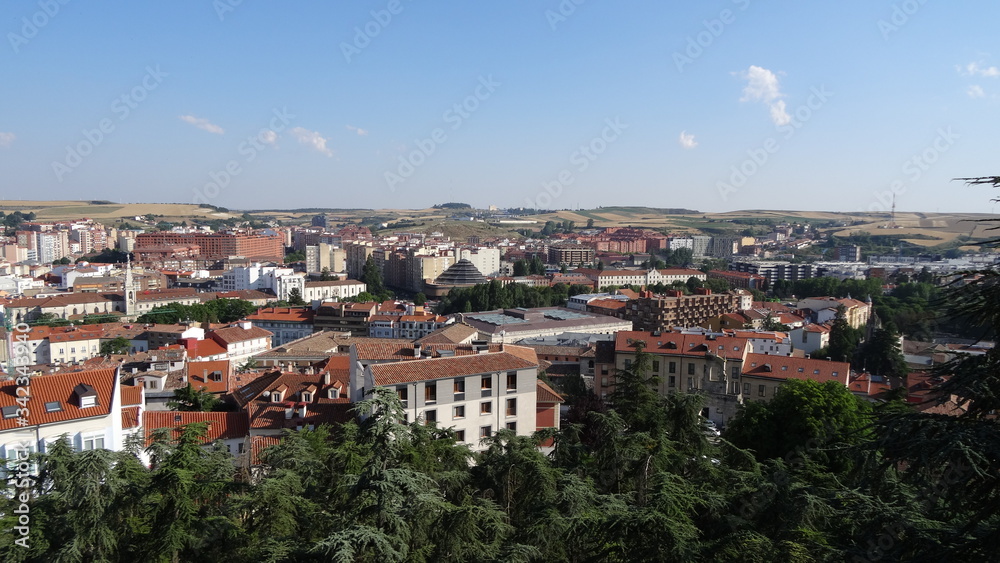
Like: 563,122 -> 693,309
1,1 -> 998,214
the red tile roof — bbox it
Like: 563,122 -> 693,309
615,331 -> 748,361
144,411 -> 250,444
210,325 -> 273,345
121,384 -> 143,407
0,368 -> 117,430
369,351 -> 538,386
248,402 -> 353,429
536,380 -> 564,403
249,435 -> 282,465
186,360 -> 232,393
248,307 -> 314,322
741,353 -> 850,385
121,406 -> 141,429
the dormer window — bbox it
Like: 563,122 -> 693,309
328,388 -> 340,399
302,392 -> 312,402
74,383 -> 98,408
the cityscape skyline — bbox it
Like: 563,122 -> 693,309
2,2 -> 999,213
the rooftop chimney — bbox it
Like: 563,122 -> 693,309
413,343 -> 422,358
323,372 -> 331,385
284,407 -> 293,419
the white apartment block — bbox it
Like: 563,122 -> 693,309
359,350 -> 540,451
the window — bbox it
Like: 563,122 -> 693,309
687,363 -> 695,375
302,392 -> 312,402
731,366 -> 740,379
506,398 -> 517,416
506,422 -> 517,431
453,405 -> 465,419
506,371 -> 517,392
455,430 -> 466,442
481,375 -> 492,396
453,379 -> 465,398
687,377 -> 693,390
743,382 -> 751,395
82,435 -> 105,451
624,359 -> 632,369
601,365 -> 609,375
44,401 -> 62,413
652,360 -> 660,372
668,375 -> 675,387
480,425 -> 492,439
397,388 -> 408,406
424,384 -> 437,404
480,401 -> 492,415
238,443 -> 245,454
758,385 -> 766,397
423,410 -> 437,424
669,361 -> 676,374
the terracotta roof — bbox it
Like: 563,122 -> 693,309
209,325 -> 273,345
249,435 -> 282,465
247,307 -> 314,323
741,353 -> 850,385
416,322 -> 480,344
233,371 -> 349,408
369,351 -> 538,386
0,368 -> 117,430
615,331 -> 748,361
192,339 -> 228,359
121,384 -> 143,406
144,411 -> 250,444
658,268 -> 706,277
186,360 -> 232,393
121,406 -> 141,429
536,380 -> 564,403
248,402 -> 353,429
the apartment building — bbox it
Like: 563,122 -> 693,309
360,348 -> 541,450
740,353 -> 851,402
620,289 -> 739,332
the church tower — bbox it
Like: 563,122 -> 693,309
124,256 -> 137,319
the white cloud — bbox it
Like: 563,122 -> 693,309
346,124 -> 369,136
967,85 -> 986,98
0,132 -> 14,148
179,114 -> 225,135
737,65 -> 790,126
259,129 -> 278,146
290,127 -> 334,157
959,62 -> 1000,77
678,130 -> 698,149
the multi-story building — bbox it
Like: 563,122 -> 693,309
620,289 -> 739,332
707,270 -> 767,290
548,245 -> 596,266
302,279 -> 367,303
613,331 -> 749,426
730,261 -> 818,283
740,353 -> 851,402
247,307 -> 315,346
358,347 -> 544,450
0,369 -> 144,466
313,301 -> 378,333
135,232 -> 284,262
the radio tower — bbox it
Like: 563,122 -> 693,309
890,193 -> 897,229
